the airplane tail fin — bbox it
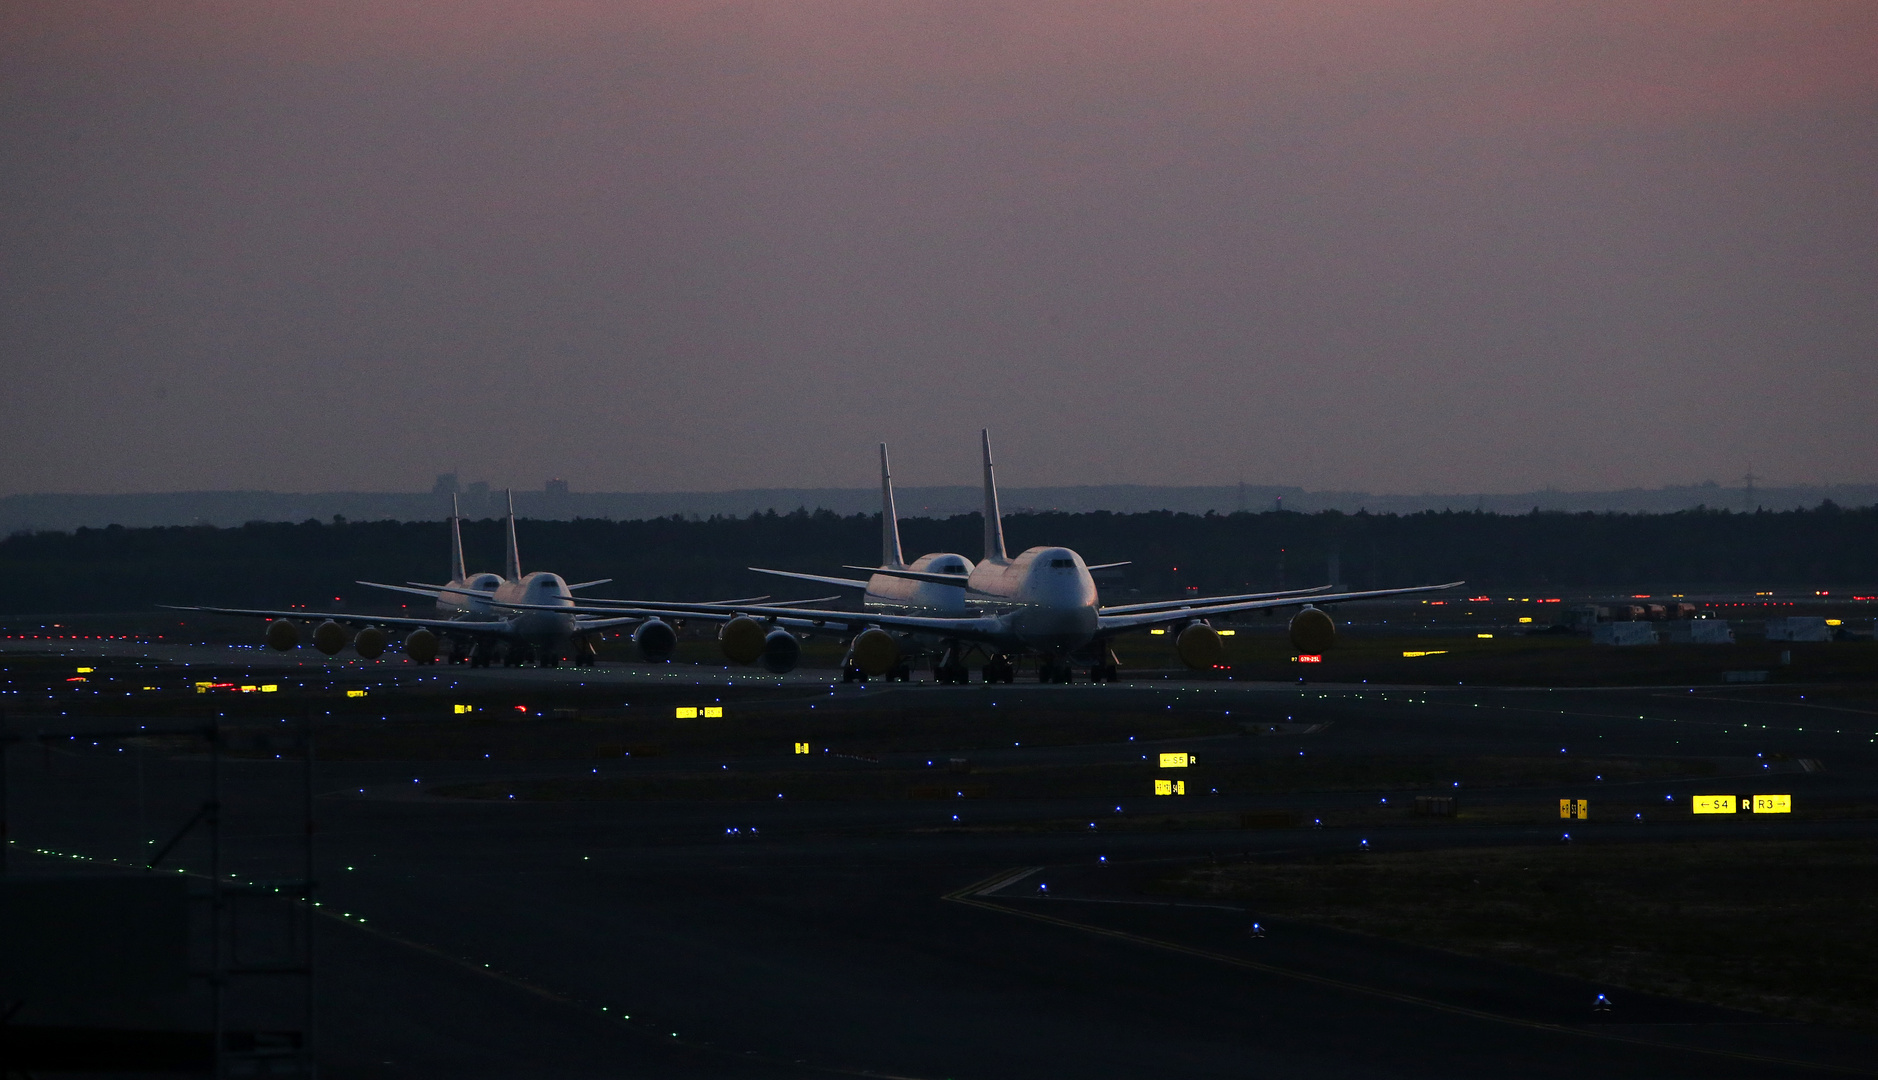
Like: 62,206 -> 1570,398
449,494 -> 467,584
980,429 -> 1007,564
880,443 -> 905,570
503,488 -> 522,581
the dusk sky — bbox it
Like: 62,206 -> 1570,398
3,2 -> 1873,496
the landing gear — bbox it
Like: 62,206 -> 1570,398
982,656 -> 1015,684
933,644 -> 971,684
575,641 -> 598,667
469,642 -> 492,669
1038,660 -> 1073,684
889,663 -> 912,682
841,664 -> 866,684
1087,663 -> 1118,682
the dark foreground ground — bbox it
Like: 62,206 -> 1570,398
4,643 -> 1877,1078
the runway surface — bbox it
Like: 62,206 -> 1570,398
6,647 -> 1877,1077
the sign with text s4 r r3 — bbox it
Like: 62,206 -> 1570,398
1693,795 -> 1737,814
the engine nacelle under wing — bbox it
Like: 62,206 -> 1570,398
719,616 -> 766,665
851,628 -> 899,676
761,629 -> 800,674
354,626 -> 387,660
633,619 -> 678,662
1175,621 -> 1222,670
266,619 -> 300,652
1289,606 -> 1336,654
312,620 -> 347,656
404,628 -> 438,664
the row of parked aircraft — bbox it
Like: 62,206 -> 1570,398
174,432 -> 1461,683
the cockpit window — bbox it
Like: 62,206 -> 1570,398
1050,558 -> 1074,568
940,563 -> 965,574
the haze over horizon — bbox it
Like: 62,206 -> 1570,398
4,2 -> 1873,499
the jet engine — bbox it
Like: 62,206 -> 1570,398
312,620 -> 347,656
404,628 -> 438,664
718,616 -> 766,665
633,619 -> 677,662
1175,621 -> 1223,670
1289,605 -> 1336,654
850,627 -> 899,676
266,619 -> 300,652
354,626 -> 387,660
761,629 -> 801,674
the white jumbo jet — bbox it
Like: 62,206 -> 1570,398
751,444 -> 976,616
169,490 -> 644,668
500,431 -> 1463,683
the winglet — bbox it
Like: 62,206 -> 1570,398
981,429 -> 1007,564
449,493 -> 468,584
503,488 -> 522,581
880,443 -> 905,570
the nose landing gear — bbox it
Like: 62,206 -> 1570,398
981,656 -> 1015,684
933,645 -> 971,684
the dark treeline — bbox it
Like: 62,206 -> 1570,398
2,504 -> 1873,615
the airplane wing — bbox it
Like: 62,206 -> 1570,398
1096,581 -> 1465,632
495,598 -> 1011,644
161,604 -> 518,637
750,567 -> 874,591
1099,584 -> 1333,616
531,593 -> 839,609
566,579 -> 613,591
571,615 -> 653,631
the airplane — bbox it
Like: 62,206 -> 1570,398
751,443 -> 976,618
355,490 -> 617,660
168,490 -> 645,668
404,492 -> 546,620
497,431 -> 1462,683
547,444 -> 972,679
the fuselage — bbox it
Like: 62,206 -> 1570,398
866,552 -> 974,615
489,571 -> 578,643
440,573 -> 507,618
965,547 -> 1102,656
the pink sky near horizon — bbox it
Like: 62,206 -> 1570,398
2,1 -> 1874,494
